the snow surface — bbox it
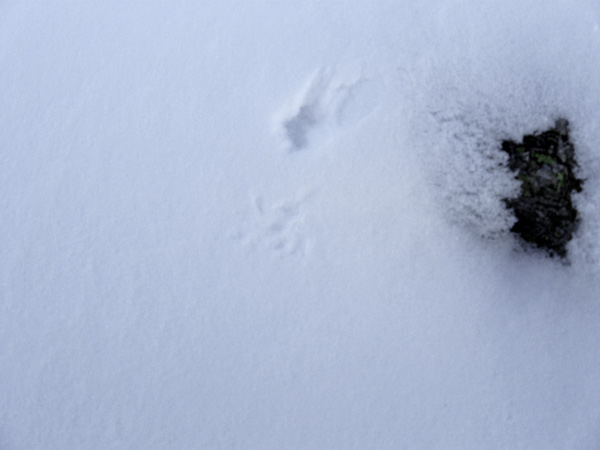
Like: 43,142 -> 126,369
2,1 -> 600,449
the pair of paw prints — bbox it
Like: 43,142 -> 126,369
230,67 -> 380,257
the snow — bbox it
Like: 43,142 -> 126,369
2,1 -> 600,448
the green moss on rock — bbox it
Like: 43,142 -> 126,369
502,118 -> 583,258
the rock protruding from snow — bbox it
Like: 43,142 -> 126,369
502,119 -> 583,258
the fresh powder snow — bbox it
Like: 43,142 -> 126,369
2,1 -> 600,449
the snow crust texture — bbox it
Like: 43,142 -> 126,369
2,1 -> 600,449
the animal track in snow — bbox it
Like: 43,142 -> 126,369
276,67 -> 381,151
232,193 -> 313,257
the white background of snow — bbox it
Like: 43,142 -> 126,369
2,1 -> 600,449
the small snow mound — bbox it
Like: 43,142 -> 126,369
409,59 -> 600,270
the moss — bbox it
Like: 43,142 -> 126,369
556,171 -> 566,191
533,153 -> 556,166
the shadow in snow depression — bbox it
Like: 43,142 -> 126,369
278,68 -> 381,151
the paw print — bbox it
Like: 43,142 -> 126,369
231,193 -> 314,258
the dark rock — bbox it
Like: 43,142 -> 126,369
502,119 -> 583,258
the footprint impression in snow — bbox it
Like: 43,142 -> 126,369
231,193 -> 313,258
276,67 -> 381,151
